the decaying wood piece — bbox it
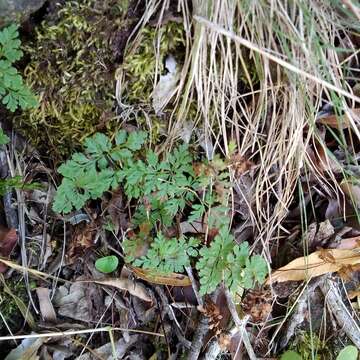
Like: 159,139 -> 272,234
320,276 -> 360,349
278,279 -> 321,349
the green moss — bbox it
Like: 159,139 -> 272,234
121,21 -> 186,104
0,278 -> 28,333
289,332 -> 332,360
15,0 -> 126,157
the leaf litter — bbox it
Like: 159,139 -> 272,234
1,1 -> 360,359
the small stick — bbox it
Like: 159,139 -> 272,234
185,266 -> 203,307
0,327 -> 164,342
224,288 -> 257,360
320,276 -> 360,349
188,314 -> 209,360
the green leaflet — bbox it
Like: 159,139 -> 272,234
196,226 -> 268,295
336,346 -> 358,360
280,351 -> 302,360
95,256 -> 119,274
0,24 -> 37,112
53,131 -> 147,214
0,128 -> 9,145
132,233 -> 200,273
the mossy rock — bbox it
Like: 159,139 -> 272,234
15,0 -> 127,158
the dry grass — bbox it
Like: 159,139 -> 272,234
118,3 -> 360,355
124,0 -> 360,262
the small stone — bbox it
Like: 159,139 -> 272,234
0,0 -> 46,27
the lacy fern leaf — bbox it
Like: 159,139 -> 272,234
197,226 -> 268,295
0,24 -> 37,111
133,233 -> 200,273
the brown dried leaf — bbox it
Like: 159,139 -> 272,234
130,265 -> 192,287
341,179 -> 360,209
317,108 -> 360,129
36,287 -> 57,323
267,249 -> 360,284
107,189 -> 128,234
0,226 -> 17,272
81,278 -> 152,302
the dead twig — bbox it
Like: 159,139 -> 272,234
0,327 -> 164,342
224,288 -> 257,360
187,314 -> 209,360
279,279 -> 322,349
185,266 -> 203,307
319,276 -> 360,349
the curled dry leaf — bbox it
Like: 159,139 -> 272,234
81,278 -> 152,302
317,108 -> 360,129
36,287 -> 57,323
340,179 -> 360,209
129,265 -> 192,287
4,337 -> 45,360
0,225 -> 17,272
267,248 -> 360,284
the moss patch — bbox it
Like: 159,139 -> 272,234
121,21 -> 186,105
15,0 -> 127,158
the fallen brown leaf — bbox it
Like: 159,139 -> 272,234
267,248 -> 360,284
0,226 -> 17,272
341,179 -> 360,209
130,265 -> 192,287
336,236 -> 360,249
36,287 -> 57,323
317,108 -> 360,129
80,278 -> 152,302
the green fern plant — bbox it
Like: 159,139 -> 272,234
53,130 -> 268,295
0,129 -> 39,194
120,144 -> 198,226
196,226 -> 268,295
53,130 -> 147,213
131,233 -> 200,273
0,24 -> 37,112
